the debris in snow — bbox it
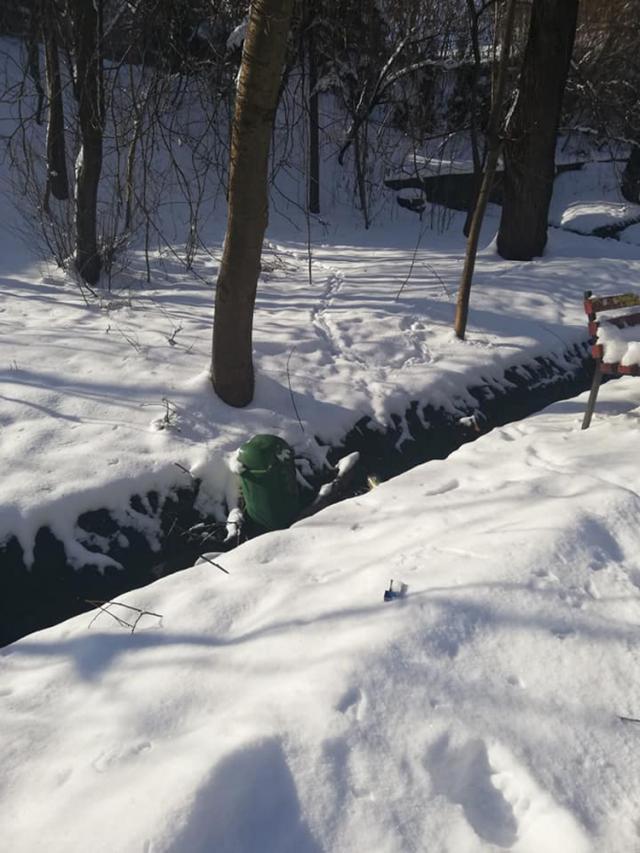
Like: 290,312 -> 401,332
458,411 -> 487,433
383,579 -> 408,601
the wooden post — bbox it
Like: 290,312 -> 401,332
581,361 -> 603,430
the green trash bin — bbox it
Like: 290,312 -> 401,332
237,434 -> 300,531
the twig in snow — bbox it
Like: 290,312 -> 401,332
85,599 -> 163,633
174,462 -> 195,481
115,325 -> 142,353
196,553 -> 230,574
166,324 -> 183,346
286,347 -> 306,435
619,715 -> 640,724
394,222 -> 427,301
422,261 -> 452,300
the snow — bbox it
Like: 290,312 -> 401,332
4,173 -> 640,565
559,201 -> 640,235
227,18 -> 247,52
2,208 -> 625,565
596,318 -> 640,366
3,377 -> 640,852
2,42 -> 640,848
335,451 -> 360,478
549,161 -> 640,235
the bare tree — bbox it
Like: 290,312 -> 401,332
454,0 -> 518,340
304,2 -> 320,214
497,0 -> 579,260
211,0 -> 294,407
70,0 -> 105,285
43,0 -> 68,202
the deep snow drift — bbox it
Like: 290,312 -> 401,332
2,377 -> 640,852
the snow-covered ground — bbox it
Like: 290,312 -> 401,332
3,199 -> 640,565
3,376 -> 640,853
2,64 -> 640,848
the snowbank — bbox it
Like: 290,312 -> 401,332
4,210 -> 633,565
2,377 -> 640,852
560,201 -> 640,235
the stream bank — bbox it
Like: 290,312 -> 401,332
1,342 -> 596,646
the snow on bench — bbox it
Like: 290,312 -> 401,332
582,290 -> 640,429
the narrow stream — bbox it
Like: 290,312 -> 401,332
0,344 -> 596,646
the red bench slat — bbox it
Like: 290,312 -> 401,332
584,293 -> 640,315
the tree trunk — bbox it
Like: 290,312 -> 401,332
44,4 -> 69,202
72,0 -> 104,285
27,3 -> 44,125
463,0 -> 483,238
621,147 -> 640,203
307,13 -> 320,214
211,0 -> 294,407
454,0 -> 518,340
497,0 -> 578,261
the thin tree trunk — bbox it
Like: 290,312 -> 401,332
27,4 -> 44,125
307,13 -> 320,214
72,0 -> 104,285
212,0 -> 294,407
353,124 -> 370,229
497,0 -> 578,261
621,147 -> 640,203
44,4 -> 69,202
463,0 -> 483,237
454,0 -> 518,341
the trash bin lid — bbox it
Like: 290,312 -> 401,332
238,434 -> 293,473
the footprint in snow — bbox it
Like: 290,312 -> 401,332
336,686 -> 367,723
426,735 -> 590,851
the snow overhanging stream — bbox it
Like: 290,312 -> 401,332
0,344 -> 596,646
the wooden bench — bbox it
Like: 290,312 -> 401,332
582,290 -> 640,429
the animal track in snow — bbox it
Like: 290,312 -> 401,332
92,740 -> 151,773
311,269 -> 367,366
398,316 -> 433,368
426,735 -> 590,851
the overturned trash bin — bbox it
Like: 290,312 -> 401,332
237,434 -> 299,531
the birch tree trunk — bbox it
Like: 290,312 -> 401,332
211,0 -> 293,407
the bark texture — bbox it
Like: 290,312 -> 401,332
44,3 -> 69,202
72,0 -> 104,285
307,13 -> 320,214
621,147 -> 640,203
212,0 -> 293,407
497,0 -> 578,261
